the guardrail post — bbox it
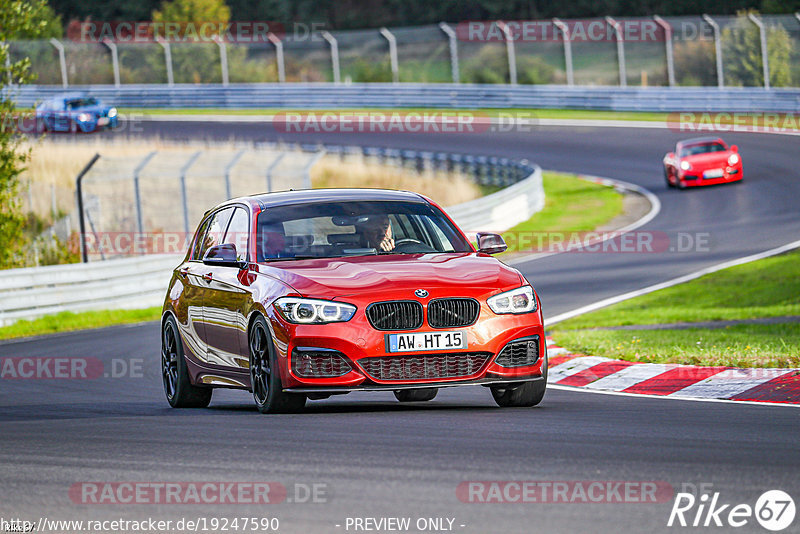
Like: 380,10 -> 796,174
75,154 -> 101,263
49,38 -> 68,88
303,150 -> 326,189
267,33 -> 285,82
748,13 -> 770,90
3,44 -> 11,86
438,23 -> 460,83
133,151 -> 157,238
214,36 -> 229,86
179,151 -> 202,235
496,21 -> 517,85
605,17 -> 627,87
552,18 -> 574,86
102,38 -> 120,87
266,152 -> 286,192
379,27 -> 399,83
156,37 -> 174,86
653,15 -> 675,87
321,31 -> 341,83
702,14 -> 724,88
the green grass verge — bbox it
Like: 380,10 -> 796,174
120,107 -> 670,123
551,249 -> 800,367
501,171 -> 624,254
0,307 -> 161,340
554,324 -> 800,368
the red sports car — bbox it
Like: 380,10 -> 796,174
663,137 -> 742,189
161,189 -> 547,413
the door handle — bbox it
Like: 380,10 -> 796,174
202,272 -> 213,282
178,267 -> 189,276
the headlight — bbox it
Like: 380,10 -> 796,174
274,297 -> 356,324
77,113 -> 91,122
108,108 -> 117,118
728,153 -> 739,165
680,161 -> 692,171
487,285 -> 537,314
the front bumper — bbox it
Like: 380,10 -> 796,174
679,163 -> 743,186
268,303 -> 546,390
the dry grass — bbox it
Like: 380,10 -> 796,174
21,139 -> 479,222
311,156 -> 481,206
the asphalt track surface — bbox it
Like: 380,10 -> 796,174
1,121 -> 799,533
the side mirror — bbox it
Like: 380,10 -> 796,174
476,232 -> 507,255
666,152 -> 675,159
203,243 -> 245,268
730,145 -> 738,153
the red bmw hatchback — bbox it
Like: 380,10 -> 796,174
161,189 -> 547,413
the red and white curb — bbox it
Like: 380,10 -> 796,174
545,338 -> 800,405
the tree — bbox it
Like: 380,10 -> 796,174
722,10 -> 794,87
0,0 -> 61,268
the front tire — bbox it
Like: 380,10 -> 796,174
162,315 -> 212,408
394,388 -> 438,402
491,350 -> 547,407
664,167 -> 675,188
249,316 -> 306,414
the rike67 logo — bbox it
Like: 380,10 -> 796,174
668,489 -> 795,531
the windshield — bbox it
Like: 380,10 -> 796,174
679,142 -> 726,157
66,98 -> 98,109
256,200 -> 472,261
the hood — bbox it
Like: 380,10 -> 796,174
682,151 -> 730,166
257,253 -> 523,300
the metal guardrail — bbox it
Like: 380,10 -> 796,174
7,84 -> 799,113
0,149 -> 542,326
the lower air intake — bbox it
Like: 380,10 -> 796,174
358,352 -> 491,381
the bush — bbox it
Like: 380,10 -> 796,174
462,45 -> 556,84
722,11 -> 793,87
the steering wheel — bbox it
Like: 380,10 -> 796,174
394,238 -> 423,247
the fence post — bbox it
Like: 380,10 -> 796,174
133,151 -> 157,238
267,33 -> 285,82
605,17 -> 627,87
223,149 -> 245,199
49,38 -> 68,88
75,153 -> 101,263
438,23 -> 459,83
747,13 -> 770,90
321,31 -> 341,83
303,150 -> 326,189
552,18 -> 574,86
702,14 -> 724,88
496,21 -> 517,85
379,27 -> 399,83
156,37 -> 174,86
102,38 -> 120,87
214,36 -> 229,86
179,151 -> 202,236
653,15 -> 675,87
266,152 -> 286,192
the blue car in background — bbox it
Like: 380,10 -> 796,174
35,94 -> 118,133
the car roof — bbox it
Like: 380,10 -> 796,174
224,188 -> 428,211
678,136 -> 725,147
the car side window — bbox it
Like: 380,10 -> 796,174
191,217 -> 212,260
195,207 -> 234,260
224,207 -> 250,262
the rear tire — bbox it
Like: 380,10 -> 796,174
491,350 -> 547,407
249,316 -> 306,414
394,388 -> 438,402
162,315 -> 212,408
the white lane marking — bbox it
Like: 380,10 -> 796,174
548,384 -> 800,408
668,368 -> 796,399
548,356 -> 610,383
546,238 -> 800,325
583,363 -> 669,391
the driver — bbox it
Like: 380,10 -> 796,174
357,215 -> 395,252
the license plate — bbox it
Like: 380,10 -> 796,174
97,117 -> 109,126
703,169 -> 724,179
387,331 -> 467,352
